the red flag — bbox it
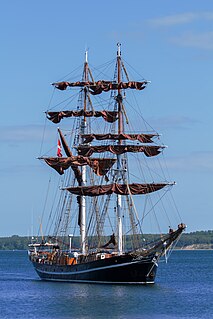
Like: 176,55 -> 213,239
57,139 -> 62,157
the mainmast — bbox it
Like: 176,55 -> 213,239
80,50 -> 88,255
116,43 -> 123,255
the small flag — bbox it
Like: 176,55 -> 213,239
57,139 -> 62,157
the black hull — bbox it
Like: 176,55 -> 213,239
32,254 -> 158,284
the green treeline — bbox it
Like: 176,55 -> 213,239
0,231 -> 213,250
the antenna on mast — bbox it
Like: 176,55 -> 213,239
85,49 -> 88,63
117,42 -> 121,57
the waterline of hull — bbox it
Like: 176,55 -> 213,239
35,278 -> 155,284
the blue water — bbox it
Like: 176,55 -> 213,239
0,250 -> 212,319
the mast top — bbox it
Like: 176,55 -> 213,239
85,50 -> 88,63
117,42 -> 121,57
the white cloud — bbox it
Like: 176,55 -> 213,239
171,31 -> 213,50
147,12 -> 213,50
149,12 -> 213,27
164,151 -> 213,172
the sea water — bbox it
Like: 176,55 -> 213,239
0,250 -> 212,319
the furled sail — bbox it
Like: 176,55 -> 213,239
81,133 -> 158,144
46,110 -> 118,124
41,157 -> 116,176
52,80 -> 148,95
66,183 -> 171,197
77,145 -> 164,157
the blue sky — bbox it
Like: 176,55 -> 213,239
1,1 -> 213,236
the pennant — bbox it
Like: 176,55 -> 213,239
57,139 -> 62,157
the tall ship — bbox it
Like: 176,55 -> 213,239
28,43 -> 186,284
